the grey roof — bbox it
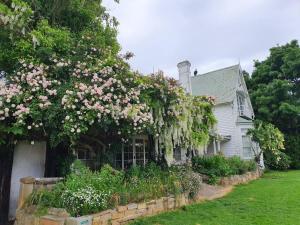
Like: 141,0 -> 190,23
191,64 -> 240,104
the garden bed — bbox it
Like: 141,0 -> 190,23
15,169 -> 262,225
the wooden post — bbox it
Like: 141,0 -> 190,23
213,140 -> 217,155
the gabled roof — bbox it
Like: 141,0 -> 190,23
191,64 -> 240,104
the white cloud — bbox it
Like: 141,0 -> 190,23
103,0 -> 300,78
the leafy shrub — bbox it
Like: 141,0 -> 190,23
192,155 -> 232,177
121,163 -> 181,204
192,155 -> 257,184
227,156 -> 257,175
264,151 -> 291,171
170,165 -> 202,199
285,135 -> 300,169
28,161 -> 202,216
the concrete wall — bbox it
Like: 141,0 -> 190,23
9,141 -> 46,219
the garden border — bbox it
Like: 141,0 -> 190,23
14,169 -> 262,225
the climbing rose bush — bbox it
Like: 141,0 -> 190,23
0,0 -> 216,156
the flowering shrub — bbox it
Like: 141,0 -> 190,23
28,162 -> 202,216
60,186 -> 110,216
247,121 -> 285,164
139,73 -> 216,159
0,0 -> 216,160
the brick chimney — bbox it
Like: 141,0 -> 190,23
177,60 -> 192,94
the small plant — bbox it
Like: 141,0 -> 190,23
171,165 -> 202,199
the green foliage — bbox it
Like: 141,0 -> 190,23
192,155 -> 257,184
27,162 -> 202,216
246,40 -> 300,166
264,151 -> 291,171
247,121 -> 285,163
192,155 -> 232,177
0,0 -> 215,160
170,165 -> 203,199
285,135 -> 300,169
227,156 -> 257,175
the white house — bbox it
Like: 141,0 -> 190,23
177,60 -> 261,161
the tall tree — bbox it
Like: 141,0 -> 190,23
247,40 -> 300,168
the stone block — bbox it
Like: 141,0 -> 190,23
117,206 -> 127,212
167,197 -> 175,209
124,209 -> 136,217
127,203 -> 138,210
111,211 -> 124,220
92,216 -> 102,225
48,208 -> 70,217
136,208 -> 147,216
24,214 -> 39,225
18,182 -> 34,209
40,215 -> 65,225
66,216 -> 92,225
111,220 -> 121,225
146,200 -> 156,206
137,203 -> 147,209
92,209 -> 113,223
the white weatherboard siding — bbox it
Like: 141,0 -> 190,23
214,103 -> 245,157
214,104 -> 234,137
178,61 -> 258,161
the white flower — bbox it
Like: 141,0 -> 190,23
71,128 -> 75,133
30,141 -> 34,145
65,115 -> 70,120
27,126 -> 32,130
77,128 -> 81,133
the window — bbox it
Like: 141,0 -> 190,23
77,147 -> 99,170
173,147 -> 181,161
237,94 -> 245,116
115,136 -> 149,170
242,135 -> 252,158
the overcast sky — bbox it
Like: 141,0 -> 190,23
103,0 -> 300,79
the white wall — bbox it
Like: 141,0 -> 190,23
9,141 -> 46,219
213,100 -> 255,160
213,103 -> 240,157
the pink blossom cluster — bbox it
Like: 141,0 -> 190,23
0,62 -> 59,124
61,66 -> 153,136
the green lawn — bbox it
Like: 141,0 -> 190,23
131,171 -> 300,225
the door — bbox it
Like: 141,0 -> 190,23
116,136 -> 148,169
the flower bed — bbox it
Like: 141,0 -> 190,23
26,162 -> 202,217
15,169 -> 262,225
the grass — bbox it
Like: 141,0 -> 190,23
131,171 -> 300,225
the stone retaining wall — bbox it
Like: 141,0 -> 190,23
15,170 -> 262,225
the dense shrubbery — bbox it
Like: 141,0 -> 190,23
264,151 -> 291,171
192,155 -> 257,184
27,161 -> 202,216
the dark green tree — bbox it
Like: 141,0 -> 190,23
247,40 -> 300,168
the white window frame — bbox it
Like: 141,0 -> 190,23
118,136 -> 148,170
241,128 -> 253,159
237,94 -> 245,116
